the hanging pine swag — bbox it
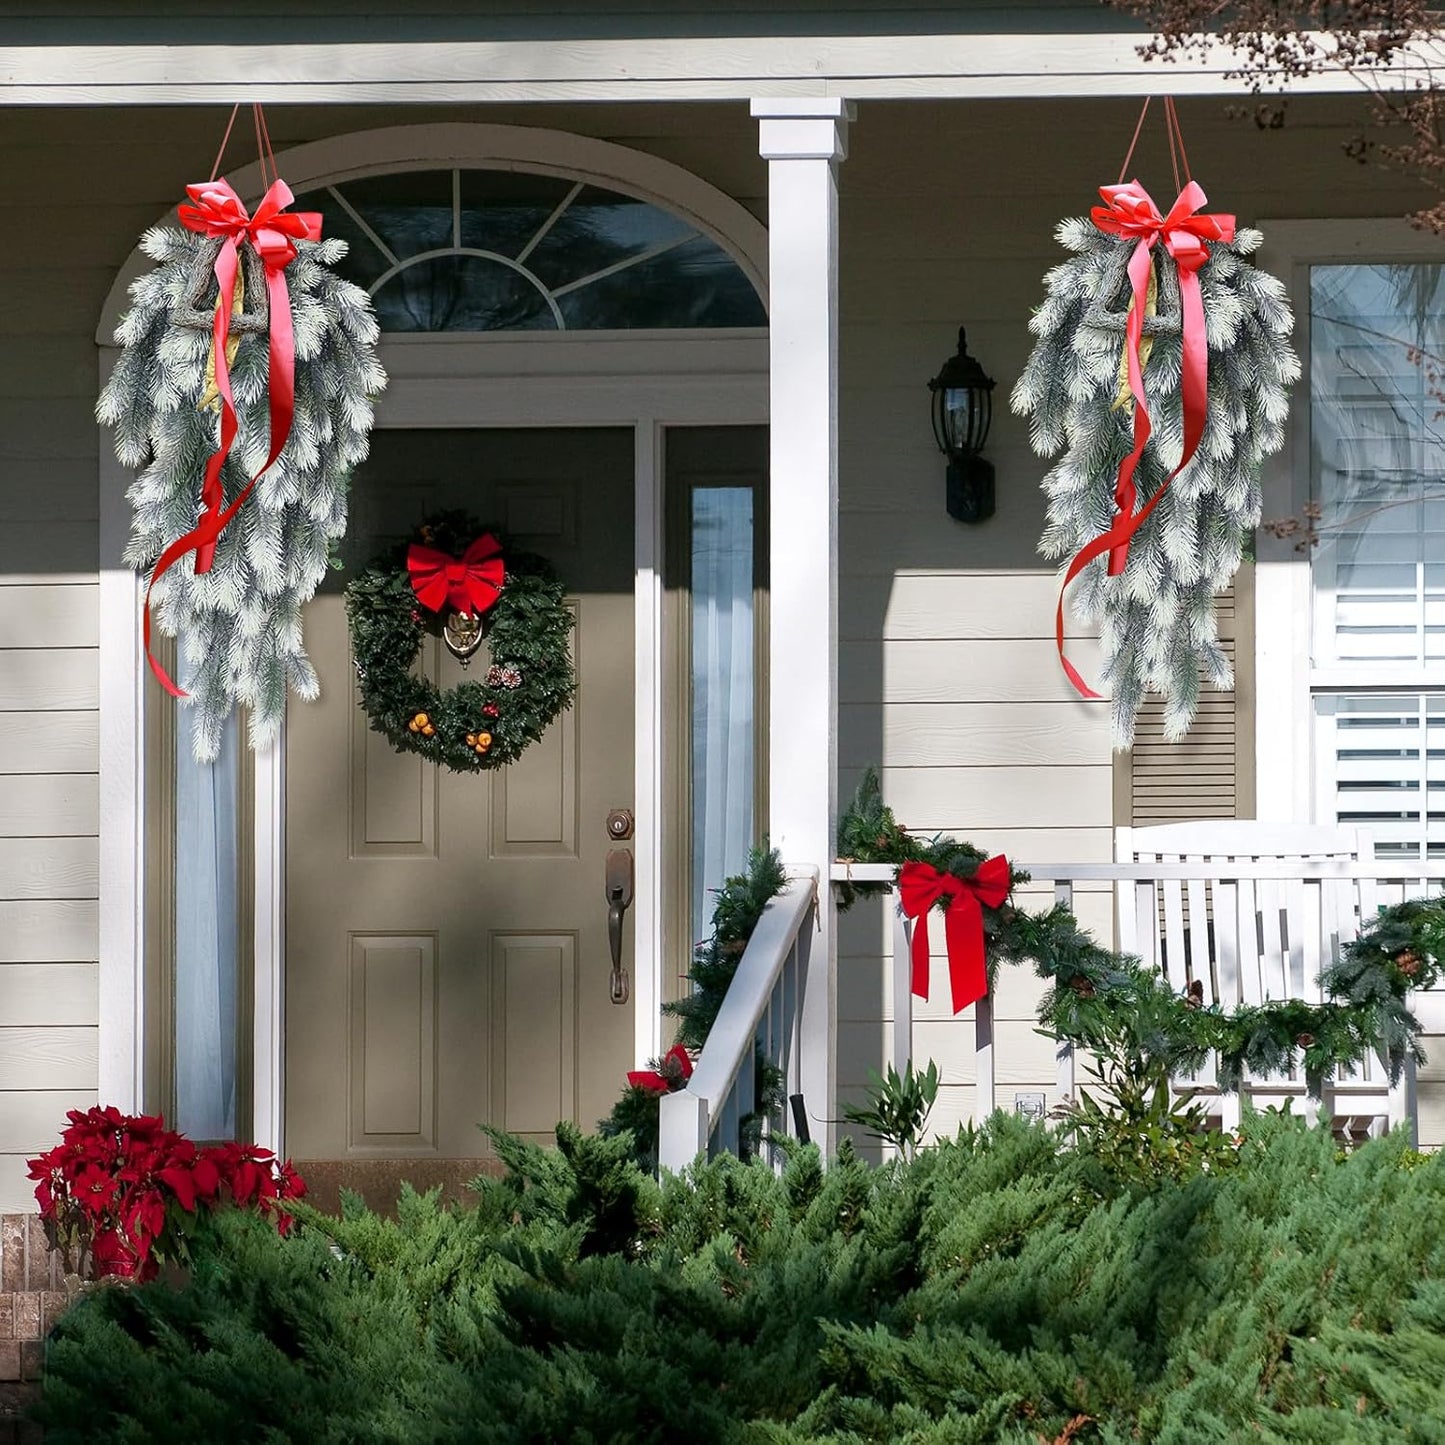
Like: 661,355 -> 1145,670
1011,108 -> 1299,746
98,169 -> 386,762
345,512 -> 576,774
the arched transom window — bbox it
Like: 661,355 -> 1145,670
297,168 -> 767,333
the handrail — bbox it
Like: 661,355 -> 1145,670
831,860 -> 1445,883
658,866 -> 817,1171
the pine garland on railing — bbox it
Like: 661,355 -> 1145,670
836,769 -> 1439,1098
599,847 -> 788,1168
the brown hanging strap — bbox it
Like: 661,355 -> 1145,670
1117,95 -> 1195,194
208,103 -> 241,183
1165,96 -> 1194,185
1117,96 -> 1152,184
206,102 -> 280,189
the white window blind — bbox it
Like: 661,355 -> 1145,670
1309,263 -> 1445,857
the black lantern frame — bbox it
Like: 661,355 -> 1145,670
928,327 -> 997,524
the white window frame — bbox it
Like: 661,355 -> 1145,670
1255,219 -> 1445,826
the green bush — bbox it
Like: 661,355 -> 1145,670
36,1115 -> 1445,1443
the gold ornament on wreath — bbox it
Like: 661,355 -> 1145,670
344,511 -> 576,774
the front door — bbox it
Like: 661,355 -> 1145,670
284,427 -> 635,1204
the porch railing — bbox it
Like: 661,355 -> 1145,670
830,859 -> 1445,1137
658,866 -> 817,1173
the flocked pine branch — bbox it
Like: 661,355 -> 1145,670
98,226 -> 386,760
1012,220 -> 1299,745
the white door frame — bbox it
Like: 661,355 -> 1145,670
95,123 -> 771,1154
104,329 -> 768,1155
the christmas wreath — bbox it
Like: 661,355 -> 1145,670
345,511 -> 575,773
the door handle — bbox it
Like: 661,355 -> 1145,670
605,848 -> 634,1005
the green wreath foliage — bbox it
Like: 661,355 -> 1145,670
344,511 -> 575,774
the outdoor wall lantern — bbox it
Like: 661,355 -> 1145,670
928,326 -> 996,524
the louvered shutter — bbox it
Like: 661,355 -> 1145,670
1122,582 -> 1250,825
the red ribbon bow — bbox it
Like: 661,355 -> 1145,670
1056,180 -> 1234,699
142,177 -> 322,698
407,535 -> 506,617
898,856 -> 1011,1015
628,1044 -> 693,1095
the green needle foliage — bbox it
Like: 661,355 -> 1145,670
34,1114 -> 1445,1443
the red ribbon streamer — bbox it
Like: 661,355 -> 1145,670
142,178 -> 321,698
628,1044 -> 694,1095
407,535 -> 506,617
1055,180 -> 1234,700
898,856 -> 1011,1015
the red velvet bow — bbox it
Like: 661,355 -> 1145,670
628,1044 -> 693,1095
142,178 -> 322,699
1056,180 -> 1235,699
407,535 -> 506,617
898,856 -> 1011,1015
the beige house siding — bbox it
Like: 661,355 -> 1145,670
0,93 -> 1441,1185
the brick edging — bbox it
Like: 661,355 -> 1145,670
0,1217 -> 66,1383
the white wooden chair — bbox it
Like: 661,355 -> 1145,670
1115,821 -> 1408,1138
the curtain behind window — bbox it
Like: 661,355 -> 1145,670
173,711 -> 240,1139
690,487 -> 755,943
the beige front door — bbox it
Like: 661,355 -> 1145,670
284,428 -> 635,1198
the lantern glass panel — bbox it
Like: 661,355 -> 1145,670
941,385 -> 991,456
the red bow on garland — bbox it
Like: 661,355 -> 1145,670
628,1044 -> 693,1095
143,177 -> 322,698
1055,179 -> 1234,699
898,856 -> 1011,1015
407,534 -> 506,617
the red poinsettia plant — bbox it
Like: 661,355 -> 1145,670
26,1106 -> 306,1282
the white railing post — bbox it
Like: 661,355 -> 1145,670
1054,879 -> 1076,1108
891,911 -> 912,1079
659,1090 -> 709,1170
974,993 -> 995,1121
754,99 -> 852,1155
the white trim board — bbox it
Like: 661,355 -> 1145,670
1253,218 -> 1445,827
4,32 -> 1435,103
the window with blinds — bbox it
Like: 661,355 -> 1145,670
1309,264 -> 1445,862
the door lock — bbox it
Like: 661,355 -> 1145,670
606,808 -> 634,841
605,848 -> 634,1005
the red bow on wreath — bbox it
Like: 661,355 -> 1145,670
407,534 -> 506,617
628,1044 -> 693,1095
898,856 -> 1011,1015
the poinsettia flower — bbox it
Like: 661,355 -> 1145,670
158,1164 -> 201,1212
627,1043 -> 694,1095
73,1165 -> 119,1212
276,1160 -> 307,1202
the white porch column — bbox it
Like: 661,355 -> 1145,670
753,98 -> 852,1154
